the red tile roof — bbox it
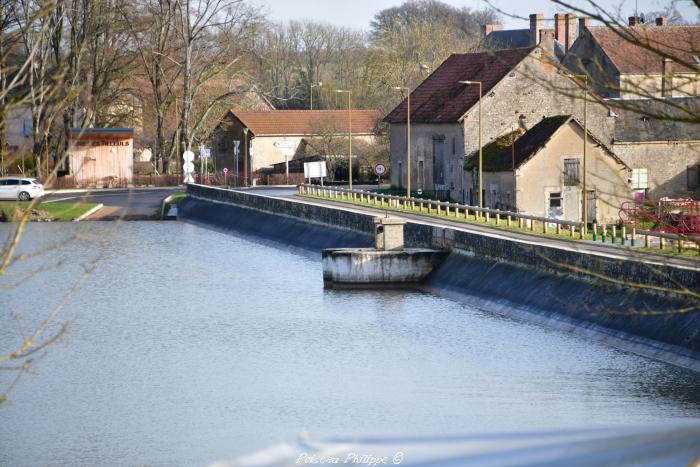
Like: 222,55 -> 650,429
231,110 -> 382,136
588,25 -> 700,74
384,48 -> 534,124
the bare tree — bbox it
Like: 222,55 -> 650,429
118,0 -> 181,173
173,0 -> 261,158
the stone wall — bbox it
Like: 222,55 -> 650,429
183,184 -> 700,371
614,140 -> 700,198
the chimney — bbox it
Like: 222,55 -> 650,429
565,13 -> 577,52
629,16 -> 641,26
578,17 -> 590,37
662,58 -> 673,97
529,13 -> 544,47
554,13 -> 566,45
655,16 -> 668,26
483,23 -> 503,40
539,29 -> 556,57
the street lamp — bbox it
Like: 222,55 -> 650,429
393,86 -> 411,198
335,89 -> 353,190
243,127 -> 249,187
566,73 -> 589,237
311,82 -> 323,110
459,80 -> 483,209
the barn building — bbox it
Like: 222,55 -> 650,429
68,128 -> 134,187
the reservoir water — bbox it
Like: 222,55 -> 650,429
1,221 -> 699,466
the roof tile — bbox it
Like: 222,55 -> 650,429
232,110 -> 382,136
385,48 -> 534,124
588,25 -> 700,74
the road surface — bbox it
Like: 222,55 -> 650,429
44,188 -> 181,220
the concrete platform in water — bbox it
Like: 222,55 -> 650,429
322,216 -> 448,286
322,248 -> 448,286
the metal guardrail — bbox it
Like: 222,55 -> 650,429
298,184 -> 700,253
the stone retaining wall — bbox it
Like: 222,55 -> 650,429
183,184 -> 700,371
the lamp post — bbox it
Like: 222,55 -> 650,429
393,86 -> 411,198
243,127 -> 249,187
566,74 -> 589,236
335,89 -> 353,190
310,82 -> 322,110
459,80 -> 483,209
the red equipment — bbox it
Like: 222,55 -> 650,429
619,198 -> 700,235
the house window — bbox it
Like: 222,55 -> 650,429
563,158 -> 580,185
549,192 -> 562,208
631,168 -> 649,190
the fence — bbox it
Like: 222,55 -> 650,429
298,184 -> 700,253
299,184 -> 584,238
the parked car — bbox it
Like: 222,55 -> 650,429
0,177 -> 46,201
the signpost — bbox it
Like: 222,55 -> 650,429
183,150 -> 195,184
233,140 -> 240,187
374,163 -> 387,185
199,146 -> 212,184
303,161 -> 327,186
274,141 -> 297,185
223,167 -> 229,186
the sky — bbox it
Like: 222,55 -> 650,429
253,0 -> 698,30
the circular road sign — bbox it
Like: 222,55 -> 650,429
223,167 -> 229,174
183,150 -> 195,163
183,161 -> 195,173
374,163 -> 387,177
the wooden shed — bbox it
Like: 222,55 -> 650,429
69,128 -> 134,187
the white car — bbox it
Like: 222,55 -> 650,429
0,177 -> 46,201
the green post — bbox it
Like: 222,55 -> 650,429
621,225 -> 626,246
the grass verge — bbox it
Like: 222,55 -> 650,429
0,201 -> 98,222
299,193 -> 700,260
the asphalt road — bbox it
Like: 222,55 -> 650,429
43,188 -> 182,219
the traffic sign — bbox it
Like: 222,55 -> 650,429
274,140 -> 297,157
374,163 -> 387,176
201,148 -> 211,159
183,150 -> 195,163
223,168 -> 229,174
183,161 -> 195,173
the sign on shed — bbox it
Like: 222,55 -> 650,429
68,128 -> 134,187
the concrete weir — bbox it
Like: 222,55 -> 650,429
180,185 -> 700,372
323,216 -> 448,286
322,249 -> 448,286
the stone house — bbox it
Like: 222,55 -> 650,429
563,18 -> 700,99
464,115 -> 631,224
384,42 -> 616,203
561,18 -> 700,198
612,98 -> 700,199
210,109 -> 381,180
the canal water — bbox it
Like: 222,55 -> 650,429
1,222 -> 699,467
